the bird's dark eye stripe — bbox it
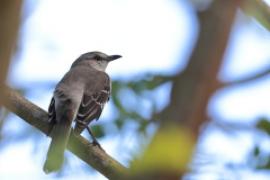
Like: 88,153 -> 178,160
95,55 -> 102,61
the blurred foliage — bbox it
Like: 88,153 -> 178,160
251,145 -> 270,170
130,125 -> 194,175
243,0 -> 270,31
110,74 -> 173,134
256,117 -> 270,136
91,124 -> 105,138
248,118 -> 270,170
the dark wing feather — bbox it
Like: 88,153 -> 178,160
74,85 -> 110,134
47,97 -> 56,134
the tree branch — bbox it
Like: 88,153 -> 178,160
219,64 -> 270,88
3,87 -> 128,179
0,1 -> 22,104
161,0 -> 241,134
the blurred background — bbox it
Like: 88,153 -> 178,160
1,0 -> 270,179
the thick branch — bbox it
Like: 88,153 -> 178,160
161,0 -> 241,134
0,1 -> 22,104
219,65 -> 270,88
3,87 -> 127,179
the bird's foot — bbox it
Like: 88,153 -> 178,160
91,139 -> 104,151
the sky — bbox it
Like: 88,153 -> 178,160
1,0 -> 270,180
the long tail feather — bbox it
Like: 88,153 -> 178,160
43,118 -> 72,173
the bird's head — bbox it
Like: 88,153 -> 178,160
71,51 -> 122,71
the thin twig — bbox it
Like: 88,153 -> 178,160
219,65 -> 270,88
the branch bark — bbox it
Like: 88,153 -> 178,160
3,87 -> 127,179
0,1 -> 22,105
162,0 -> 241,134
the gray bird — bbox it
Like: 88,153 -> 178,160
43,51 -> 121,173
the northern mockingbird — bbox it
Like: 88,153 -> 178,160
43,51 -> 121,173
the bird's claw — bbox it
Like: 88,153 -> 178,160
92,140 -> 104,151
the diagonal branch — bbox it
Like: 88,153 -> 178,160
3,87 -> 127,179
219,64 -> 270,88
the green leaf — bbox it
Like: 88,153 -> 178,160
242,0 -> 270,31
91,125 -> 105,138
115,118 -> 125,130
130,125 -> 195,174
253,146 -> 260,157
256,118 -> 270,135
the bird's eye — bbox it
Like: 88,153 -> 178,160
95,55 -> 101,61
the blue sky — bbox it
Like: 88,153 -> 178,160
1,0 -> 270,179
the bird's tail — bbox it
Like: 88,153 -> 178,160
43,118 -> 72,173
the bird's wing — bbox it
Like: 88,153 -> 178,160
47,97 -> 56,134
77,87 -> 110,121
74,76 -> 110,134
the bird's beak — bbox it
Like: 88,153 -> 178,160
108,55 -> 122,61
